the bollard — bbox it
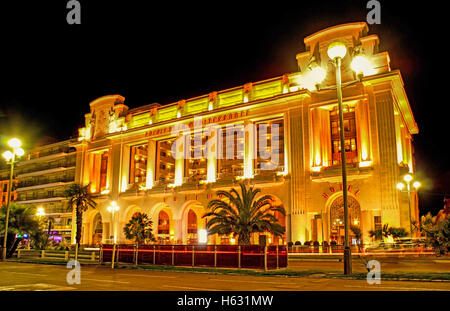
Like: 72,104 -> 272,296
65,251 -> 69,261
238,245 -> 241,269
17,249 -> 21,259
135,244 -> 138,266
172,245 -> 175,266
91,251 -> 96,261
153,245 -> 156,265
214,245 -> 217,268
99,246 -> 103,264
111,244 -> 116,269
276,245 -> 279,270
264,246 -> 267,271
41,250 -> 45,259
192,245 -> 195,267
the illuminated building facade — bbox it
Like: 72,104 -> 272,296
15,140 -> 77,242
72,22 -> 418,245
0,175 -> 17,207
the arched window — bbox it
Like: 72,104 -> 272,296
158,211 -> 170,235
92,213 -> 103,245
187,210 -> 197,234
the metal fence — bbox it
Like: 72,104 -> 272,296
101,244 -> 287,270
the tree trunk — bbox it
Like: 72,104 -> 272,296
76,207 -> 83,246
238,232 -> 251,245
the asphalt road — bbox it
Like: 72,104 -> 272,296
0,262 -> 449,291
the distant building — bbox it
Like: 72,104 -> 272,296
14,139 -> 77,242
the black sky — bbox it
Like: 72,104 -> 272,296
0,1 -> 449,214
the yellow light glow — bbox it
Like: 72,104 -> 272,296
327,41 -> 347,60
107,201 -> 119,212
403,174 -> 413,183
353,219 -> 359,225
397,182 -> 405,191
243,95 -> 249,103
36,207 -> 45,217
198,229 -> 208,244
309,65 -> 326,85
208,102 -> 213,111
8,138 -> 22,149
311,166 -> 322,172
149,120 -> 153,125
101,189 -> 110,195
176,111 -> 181,118
413,181 -> 421,189
2,151 -> 13,161
15,147 -> 24,157
230,237 -> 236,245
351,55 -> 375,76
358,161 -> 372,168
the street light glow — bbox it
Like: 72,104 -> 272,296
397,182 -> 405,190
15,147 -> 25,157
413,181 -> 421,189
404,174 -> 413,183
351,55 -> 374,76
36,207 -> 45,217
8,138 -> 22,149
2,151 -> 13,161
327,41 -> 347,60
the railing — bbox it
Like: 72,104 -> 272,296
101,244 -> 287,270
288,244 -> 435,256
16,249 -> 99,261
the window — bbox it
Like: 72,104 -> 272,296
99,151 -> 109,191
330,106 -> 358,165
256,119 -> 284,173
158,211 -> 170,234
130,144 -> 148,185
218,124 -> 244,178
374,216 -> 382,231
185,132 -> 207,182
157,139 -> 175,184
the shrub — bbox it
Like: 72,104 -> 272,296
330,240 -> 337,246
303,241 -> 310,246
294,241 -> 301,246
323,241 -> 329,247
287,241 -> 293,247
313,241 -> 320,246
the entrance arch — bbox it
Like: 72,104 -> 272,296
328,194 -> 361,244
181,200 -> 206,244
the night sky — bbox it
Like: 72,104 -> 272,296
0,1 -> 448,215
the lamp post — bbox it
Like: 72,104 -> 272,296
2,138 -> 24,261
107,201 -> 119,268
327,42 -> 353,275
397,174 -> 421,237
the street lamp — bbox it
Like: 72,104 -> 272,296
397,174 -> 421,237
1,138 -> 24,262
323,41 -> 372,275
107,200 -> 120,268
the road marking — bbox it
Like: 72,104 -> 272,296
162,285 -> 221,291
344,285 -> 450,291
117,273 -> 176,278
0,283 -> 75,291
83,278 -> 130,284
3,271 -> 48,277
209,278 -> 288,285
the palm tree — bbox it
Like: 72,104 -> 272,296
65,183 -> 96,246
202,183 -> 286,245
0,203 -> 41,257
123,212 -> 155,245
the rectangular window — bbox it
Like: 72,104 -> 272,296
217,124 -> 244,179
256,118 -> 284,174
156,139 -> 175,184
129,144 -> 148,185
330,106 -> 358,166
99,151 -> 109,191
374,216 -> 382,231
185,132 -> 207,182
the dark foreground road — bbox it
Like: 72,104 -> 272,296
0,262 -> 449,291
